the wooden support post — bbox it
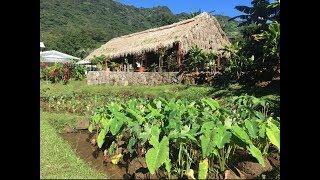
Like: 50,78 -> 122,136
176,42 -> 182,67
159,54 -> 163,72
105,58 -> 110,72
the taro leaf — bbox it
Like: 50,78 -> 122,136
247,144 -> 265,167
213,125 -> 232,149
109,117 -> 124,136
255,111 -> 265,120
258,123 -> 267,138
108,142 -> 116,156
244,119 -> 259,139
149,125 -> 160,147
252,97 -> 260,106
127,137 -> 137,154
224,117 -> 233,129
168,131 -> 183,140
231,125 -> 252,145
164,158 -> 171,174
180,125 -> 198,142
111,153 -> 123,164
212,148 -> 219,157
146,104 -> 163,120
139,124 -> 152,144
202,98 -> 220,111
266,122 -> 280,151
198,158 -> 209,180
127,108 -> 145,124
92,113 -> 101,124
100,117 -> 109,129
190,123 -> 201,135
200,129 -> 215,158
145,136 -> 169,174
200,121 -> 215,134
156,100 -> 162,109
97,128 -> 107,148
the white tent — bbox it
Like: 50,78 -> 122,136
40,50 -> 80,63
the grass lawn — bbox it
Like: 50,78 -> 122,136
40,111 -> 106,179
41,80 -> 279,100
41,80 -> 279,116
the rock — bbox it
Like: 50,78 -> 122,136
224,169 -> 240,179
90,138 -> 97,146
63,125 -> 75,133
236,158 -> 273,178
76,119 -> 90,130
267,156 -> 280,167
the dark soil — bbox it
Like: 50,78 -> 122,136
61,131 -> 127,179
61,130 -> 168,179
60,130 -> 280,180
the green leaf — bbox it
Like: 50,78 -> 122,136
109,118 -> 124,136
201,98 -> 220,111
244,119 -> 258,139
200,129 -> 215,158
97,128 -> 107,148
258,123 -> 267,138
108,141 -> 116,155
127,137 -> 137,154
145,136 -> 169,174
200,121 -> 215,134
214,125 -> 232,149
127,108 -> 145,124
149,125 -> 160,147
231,125 -> 252,145
198,158 -> 209,179
247,144 -> 265,167
266,123 -> 280,151
88,124 -> 93,133
164,158 -> 171,174
224,117 -> 233,129
255,111 -> 265,120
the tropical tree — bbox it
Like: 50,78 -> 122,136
229,0 -> 280,31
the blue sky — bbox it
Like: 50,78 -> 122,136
119,0 -> 252,17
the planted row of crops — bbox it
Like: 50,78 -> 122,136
89,96 -> 280,179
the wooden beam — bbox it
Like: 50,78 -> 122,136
176,42 -> 183,67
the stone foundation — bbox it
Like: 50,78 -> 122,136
87,71 -> 179,85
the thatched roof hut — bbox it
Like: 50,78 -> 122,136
85,12 -> 230,61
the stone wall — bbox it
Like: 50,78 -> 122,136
87,71 -> 179,85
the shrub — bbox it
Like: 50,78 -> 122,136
71,64 -> 86,80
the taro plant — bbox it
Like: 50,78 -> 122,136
88,97 -> 280,178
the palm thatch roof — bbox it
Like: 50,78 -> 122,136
85,12 -> 231,60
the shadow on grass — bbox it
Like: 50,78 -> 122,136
210,80 -> 280,99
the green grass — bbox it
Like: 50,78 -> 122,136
41,80 -> 279,99
40,80 -> 212,100
41,111 -> 88,132
41,80 -> 280,116
40,111 -> 106,179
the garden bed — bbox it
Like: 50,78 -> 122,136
61,129 -> 279,179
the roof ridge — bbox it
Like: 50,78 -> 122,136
109,12 -> 211,41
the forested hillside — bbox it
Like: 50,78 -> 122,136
40,0 -> 239,58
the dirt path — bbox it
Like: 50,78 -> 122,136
61,131 -> 127,179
